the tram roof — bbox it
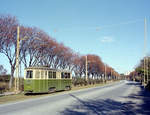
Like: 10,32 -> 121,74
25,66 -> 71,73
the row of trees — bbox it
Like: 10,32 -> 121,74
135,56 -> 150,83
0,15 -> 119,89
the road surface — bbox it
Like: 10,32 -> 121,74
0,80 -> 150,115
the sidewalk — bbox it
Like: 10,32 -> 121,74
0,92 -> 15,96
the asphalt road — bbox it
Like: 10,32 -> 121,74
0,80 -> 150,115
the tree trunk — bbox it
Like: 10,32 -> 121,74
9,67 -> 15,89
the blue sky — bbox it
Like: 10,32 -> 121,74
0,0 -> 150,74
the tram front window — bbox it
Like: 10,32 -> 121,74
26,71 -> 33,78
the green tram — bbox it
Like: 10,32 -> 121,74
24,66 -> 72,94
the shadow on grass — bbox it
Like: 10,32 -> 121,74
61,82 -> 150,115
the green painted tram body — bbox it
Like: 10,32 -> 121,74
24,67 -> 72,93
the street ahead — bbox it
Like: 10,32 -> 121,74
0,81 -> 150,115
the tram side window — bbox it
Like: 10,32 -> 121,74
65,73 -> 68,78
48,71 -> 53,78
41,71 -> 44,78
26,71 -> 33,78
48,71 -> 56,78
61,72 -> 65,78
53,72 -> 56,78
67,73 -> 70,79
61,72 -> 70,79
35,70 -> 40,78
65,73 -> 70,79
45,71 -> 47,78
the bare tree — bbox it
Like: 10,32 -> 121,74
0,15 -> 18,88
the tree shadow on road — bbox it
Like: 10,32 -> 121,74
124,85 -> 150,115
60,83 -> 150,115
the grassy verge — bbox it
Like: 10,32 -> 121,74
0,80 -> 118,104
71,81 -> 112,91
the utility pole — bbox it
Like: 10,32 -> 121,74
15,27 -> 30,93
110,68 -> 112,80
144,57 -> 146,84
105,64 -> 107,80
15,26 -> 20,92
147,57 -> 149,84
144,17 -> 147,85
145,18 -> 149,84
85,56 -> 88,81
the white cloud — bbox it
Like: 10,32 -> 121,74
100,36 -> 114,43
